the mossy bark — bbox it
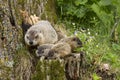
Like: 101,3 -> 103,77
0,0 -> 58,80
32,60 -> 65,80
0,0 -> 20,79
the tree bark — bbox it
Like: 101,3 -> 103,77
0,0 -> 58,80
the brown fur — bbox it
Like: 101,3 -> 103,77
46,42 -> 71,59
36,44 -> 54,57
59,36 -> 83,49
46,36 -> 82,59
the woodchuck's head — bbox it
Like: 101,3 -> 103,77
36,47 -> 49,57
68,36 -> 83,49
24,29 -> 44,46
36,44 -> 53,57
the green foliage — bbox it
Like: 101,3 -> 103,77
75,0 -> 88,6
92,73 -> 101,80
56,0 -> 120,35
112,43 -> 120,51
56,0 -> 120,79
73,29 -> 120,79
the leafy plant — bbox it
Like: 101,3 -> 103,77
92,73 -> 101,80
56,0 -> 120,79
56,0 -> 120,36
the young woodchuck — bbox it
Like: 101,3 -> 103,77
45,36 -> 83,59
36,44 -> 54,57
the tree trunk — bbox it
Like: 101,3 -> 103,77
0,0 -> 117,80
0,0 -> 58,80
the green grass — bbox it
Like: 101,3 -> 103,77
64,24 -> 120,79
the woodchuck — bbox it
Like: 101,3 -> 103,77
24,20 -> 58,46
44,36 -> 82,59
35,37 -> 82,59
36,44 -> 54,57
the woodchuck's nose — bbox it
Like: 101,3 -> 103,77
78,40 -> 82,47
29,41 -> 33,45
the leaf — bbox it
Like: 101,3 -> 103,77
98,0 -> 112,6
91,3 -> 113,26
91,3 -> 100,16
92,73 -> 101,80
66,5 -> 77,16
112,43 -> 120,51
75,6 -> 87,18
75,0 -> 88,6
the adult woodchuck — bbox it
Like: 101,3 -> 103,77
24,20 -> 58,46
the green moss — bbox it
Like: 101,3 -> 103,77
13,44 -> 30,68
50,60 -> 65,80
41,0 -> 57,23
32,60 -> 65,80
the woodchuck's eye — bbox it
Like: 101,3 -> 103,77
35,35 -> 38,39
41,50 -> 44,53
72,38 -> 77,41
26,36 -> 29,39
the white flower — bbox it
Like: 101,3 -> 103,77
88,32 -> 90,35
96,45 -> 98,47
87,28 -> 89,31
74,30 -> 78,36
72,23 -> 75,26
95,33 -> 98,35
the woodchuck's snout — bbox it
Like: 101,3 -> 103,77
29,41 -> 33,45
75,37 -> 82,47
70,37 -> 83,48
36,44 -> 54,57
